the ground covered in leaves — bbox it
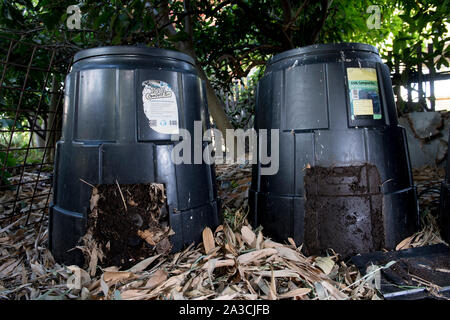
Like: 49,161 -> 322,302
0,164 -> 447,300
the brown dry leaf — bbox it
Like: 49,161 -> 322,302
150,272 -> 188,295
237,248 -> 278,265
287,237 -> 297,249
255,231 -> 263,250
275,247 -> 305,263
263,239 -> 285,248
89,187 -> 99,211
120,289 -> 150,300
156,238 -> 172,254
88,246 -> 98,277
320,281 -> 349,300
145,269 -> 168,289
314,256 -> 335,275
278,288 -> 311,299
396,235 -> 414,250
127,199 -> 139,207
254,270 -> 300,278
0,259 -> 20,276
137,229 -> 156,246
201,259 -> 235,270
202,227 -> 215,254
240,226 -> 256,247
103,271 -> 136,284
224,225 -> 236,247
224,243 -> 238,256
127,254 -> 161,273
268,269 -> 277,300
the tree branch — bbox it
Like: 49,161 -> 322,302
234,0 -> 292,49
280,0 -> 292,25
309,0 -> 333,44
283,0 -> 310,31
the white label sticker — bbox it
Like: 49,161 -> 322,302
142,80 -> 179,135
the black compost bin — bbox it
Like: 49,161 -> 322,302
49,46 -> 220,265
249,43 -> 418,257
440,127 -> 450,243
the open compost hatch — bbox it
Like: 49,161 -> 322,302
81,183 -> 173,270
304,164 -> 384,257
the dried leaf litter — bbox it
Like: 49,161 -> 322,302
0,164 -> 447,300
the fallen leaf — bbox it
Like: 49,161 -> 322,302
237,248 -> 277,265
103,271 -> 136,284
100,274 -> 109,298
127,254 -> 161,273
145,269 -> 168,289
137,229 -> 156,246
156,238 -> 172,254
320,281 -> 348,300
278,288 -> 311,299
275,247 -> 305,263
201,259 -> 235,270
88,246 -> 98,276
202,227 -> 215,254
314,256 -> 335,275
254,270 -> 300,278
240,226 -> 256,247
89,187 -> 99,211
120,289 -> 149,300
396,235 -> 414,250
268,269 -> 277,300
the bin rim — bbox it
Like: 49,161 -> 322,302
268,42 -> 379,65
73,45 -> 195,65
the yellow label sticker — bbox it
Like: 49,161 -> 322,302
353,99 -> 374,115
346,67 -> 381,120
347,68 -> 377,81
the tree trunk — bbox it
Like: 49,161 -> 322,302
195,65 -> 234,134
156,0 -> 234,139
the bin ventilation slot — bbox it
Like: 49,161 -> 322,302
80,183 -> 172,270
304,164 -> 385,257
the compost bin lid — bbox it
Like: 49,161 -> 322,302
268,42 -> 379,65
73,46 -> 195,65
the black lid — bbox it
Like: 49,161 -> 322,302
268,42 -> 379,65
73,46 -> 195,65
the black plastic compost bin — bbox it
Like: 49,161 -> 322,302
49,46 -> 220,265
440,127 -> 450,243
249,43 -> 418,257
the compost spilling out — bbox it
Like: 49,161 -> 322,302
80,183 -> 173,270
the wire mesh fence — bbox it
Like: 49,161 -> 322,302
0,36 -> 72,227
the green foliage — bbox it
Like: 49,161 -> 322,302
379,0 -> 450,68
0,150 -> 16,181
0,0 -> 448,128
225,67 -> 264,128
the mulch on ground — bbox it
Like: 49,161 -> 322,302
0,165 -> 447,300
